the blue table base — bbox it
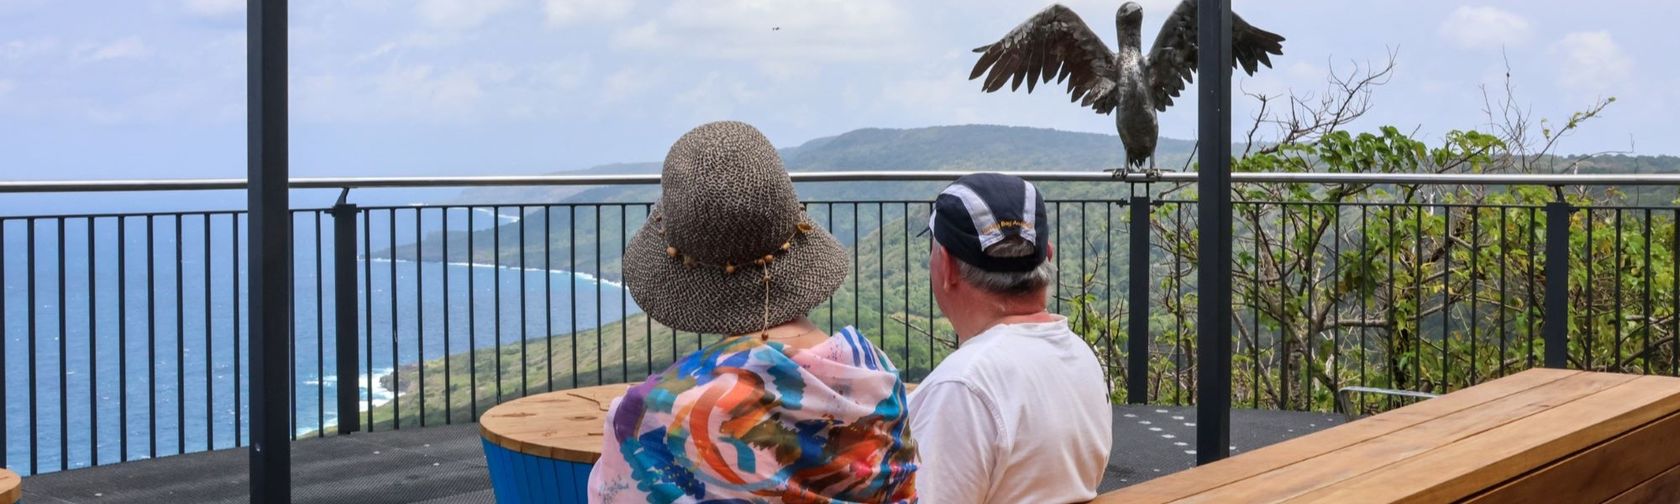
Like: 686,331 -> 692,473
482,439 -> 593,503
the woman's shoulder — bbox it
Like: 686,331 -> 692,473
828,326 -> 899,372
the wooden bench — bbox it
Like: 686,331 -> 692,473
1,467 -> 19,504
1092,369 -> 1680,503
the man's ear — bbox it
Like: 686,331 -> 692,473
1046,242 -> 1055,261
935,244 -> 961,289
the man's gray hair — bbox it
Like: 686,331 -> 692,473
955,237 -> 1055,296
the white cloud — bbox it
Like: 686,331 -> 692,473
182,0 -> 243,18
672,71 -> 760,120
1552,31 -> 1632,94
612,20 -> 662,50
416,0 -> 517,30
1439,6 -> 1532,50
600,66 -> 660,104
79,37 -> 149,62
545,0 -> 634,27
1,38 -> 58,61
613,0 -> 913,62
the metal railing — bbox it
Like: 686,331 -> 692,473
3,171 -> 1679,475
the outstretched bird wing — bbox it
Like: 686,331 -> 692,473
1145,0 -> 1285,112
970,4 -> 1118,114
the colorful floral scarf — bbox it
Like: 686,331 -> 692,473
588,327 -> 918,504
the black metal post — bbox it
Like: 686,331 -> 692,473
1543,200 -> 1573,368
1194,0 -> 1234,465
1127,196 -> 1151,404
331,194 -> 360,434
248,0 -> 291,501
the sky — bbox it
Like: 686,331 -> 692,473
2,0 -> 1678,185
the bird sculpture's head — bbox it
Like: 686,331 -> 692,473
1116,2 -> 1144,28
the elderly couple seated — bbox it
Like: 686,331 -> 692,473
586,122 -> 1113,504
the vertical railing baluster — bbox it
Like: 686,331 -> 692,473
1412,207 -> 1422,394
1585,210 -> 1595,369
902,203 -> 911,375
619,205 -> 628,383
27,218 -> 38,474
1440,207 -> 1451,394
361,210 -> 372,430
1104,202 -> 1114,395
1359,205 -> 1371,410
1470,208 -> 1479,384
1279,205 -> 1290,409
1305,205 -> 1316,408
1527,207 -> 1538,368
1173,204 -> 1184,406
1331,205 -> 1341,401
493,207 -> 503,400
1,219 -> 8,471
388,208 -> 399,429
1253,206 -> 1264,409
544,207 -> 553,391
175,214 -> 185,454
1614,209 -> 1623,369
1127,194 -> 1149,404
878,203 -> 886,352
519,206 -> 528,396
58,218 -> 69,470
569,205 -> 577,390
441,207 -> 452,422
415,209 -> 425,426
330,198 -> 360,435
644,205 -> 654,376
204,215 -> 214,447
1543,200 -> 1573,368
88,217 -> 99,465
146,215 -> 156,460
1386,207 -> 1397,407
1643,210 -> 1653,375
595,207 -> 603,386
826,204 -> 836,335
1498,208 -> 1508,377
1056,203 -> 1064,316
232,214 -> 242,445
467,207 -> 478,417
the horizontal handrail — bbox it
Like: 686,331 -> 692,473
4,171 -> 1680,193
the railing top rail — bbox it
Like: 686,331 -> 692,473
4,170 -> 1680,193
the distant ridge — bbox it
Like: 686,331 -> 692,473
450,124 -> 1196,204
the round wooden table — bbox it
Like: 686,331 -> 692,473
479,383 -> 631,504
1,467 -> 20,504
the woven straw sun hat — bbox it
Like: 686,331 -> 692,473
622,121 -> 849,336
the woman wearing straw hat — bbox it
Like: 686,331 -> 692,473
587,121 -> 918,503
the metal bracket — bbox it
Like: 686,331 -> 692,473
334,187 -> 352,207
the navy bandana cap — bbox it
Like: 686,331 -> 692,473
927,173 -> 1049,273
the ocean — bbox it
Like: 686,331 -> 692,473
0,210 -> 639,474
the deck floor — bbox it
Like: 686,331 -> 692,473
17,405 -> 1341,503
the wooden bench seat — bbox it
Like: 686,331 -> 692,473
1092,369 -> 1680,503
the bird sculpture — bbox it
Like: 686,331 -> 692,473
970,1 -> 1284,170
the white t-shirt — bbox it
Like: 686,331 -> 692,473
908,316 -> 1112,504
